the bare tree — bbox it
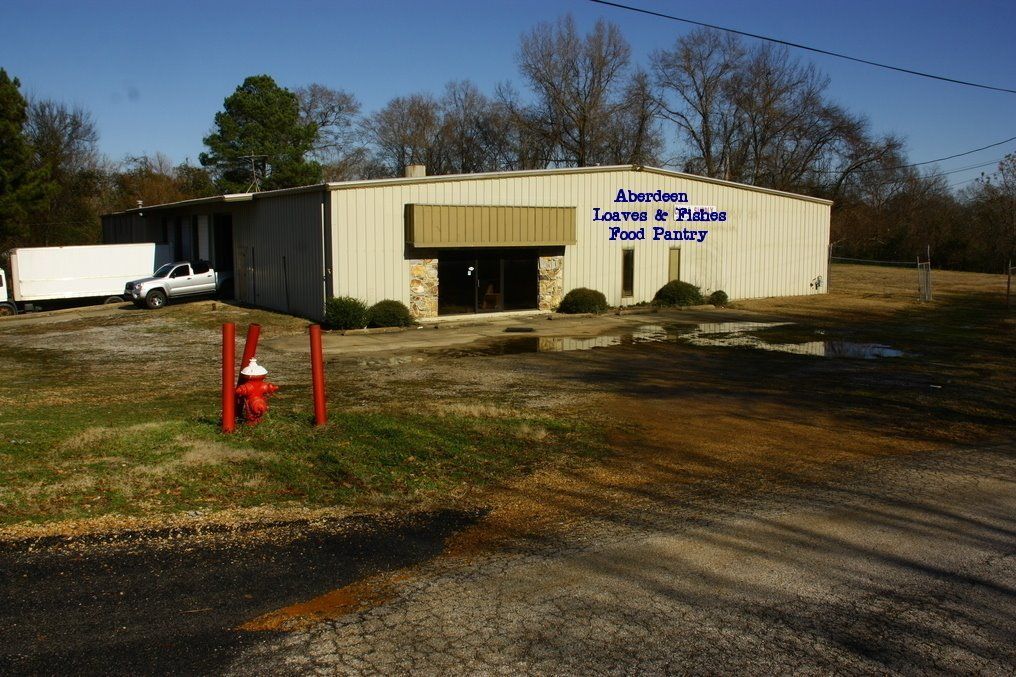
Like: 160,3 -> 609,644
436,80 -> 499,174
963,153 -> 1016,269
602,70 -> 662,166
514,15 -> 647,166
652,28 -> 745,177
491,82 -> 559,170
653,28 -> 904,197
364,93 -> 444,176
295,84 -> 366,181
24,99 -> 103,245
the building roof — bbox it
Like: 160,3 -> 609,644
103,164 -> 834,216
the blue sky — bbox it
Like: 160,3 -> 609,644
2,0 -> 1014,190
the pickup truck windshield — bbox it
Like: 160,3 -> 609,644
152,264 -> 174,278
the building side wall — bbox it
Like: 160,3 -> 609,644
101,213 -> 161,245
329,169 -> 830,308
233,191 -> 327,320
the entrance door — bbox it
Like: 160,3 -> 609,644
437,249 -> 538,315
476,257 -> 502,312
437,257 -> 477,315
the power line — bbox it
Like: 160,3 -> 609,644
806,135 -> 1015,175
947,176 -> 983,190
927,158 -> 1003,176
861,157 -> 1002,191
869,158 -> 1003,185
587,0 -> 1016,95
849,135 -> 1016,174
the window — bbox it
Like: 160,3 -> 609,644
192,260 -> 210,274
170,265 -> 191,278
622,249 -> 635,298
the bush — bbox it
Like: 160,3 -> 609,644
707,290 -> 729,306
325,296 -> 368,330
653,280 -> 704,307
367,299 -> 413,327
558,287 -> 609,314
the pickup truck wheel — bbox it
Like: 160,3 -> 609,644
145,290 -> 167,309
104,295 -> 124,305
0,303 -> 16,317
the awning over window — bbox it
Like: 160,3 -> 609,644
405,204 -> 576,247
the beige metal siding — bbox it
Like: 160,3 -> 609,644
233,191 -> 327,320
405,205 -> 576,247
329,169 -> 830,307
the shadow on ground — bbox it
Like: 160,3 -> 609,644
0,509 -> 479,675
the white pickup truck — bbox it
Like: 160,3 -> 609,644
1,243 -> 169,316
125,260 -> 230,309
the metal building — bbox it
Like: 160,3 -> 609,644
102,165 -> 831,321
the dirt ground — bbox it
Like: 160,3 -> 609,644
0,263 -> 1012,536
1,263 -> 1014,673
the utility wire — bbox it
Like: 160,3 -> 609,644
936,158 -> 1005,174
947,176 -> 983,189
869,158 -> 1003,184
841,135 -> 1016,174
587,0 -> 1016,95
862,157 -> 1002,191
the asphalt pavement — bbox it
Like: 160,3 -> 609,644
231,444 -> 1015,675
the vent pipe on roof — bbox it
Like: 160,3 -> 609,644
405,164 -> 426,178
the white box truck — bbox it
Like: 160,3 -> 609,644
0,243 -> 171,316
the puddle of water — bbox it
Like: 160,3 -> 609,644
682,322 -> 904,358
443,324 -> 676,357
443,321 -> 904,359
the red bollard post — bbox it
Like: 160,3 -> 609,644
309,324 -> 327,426
237,323 -> 262,385
222,323 -> 236,433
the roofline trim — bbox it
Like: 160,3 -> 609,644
102,165 -> 833,216
324,165 -> 834,205
101,185 -> 327,216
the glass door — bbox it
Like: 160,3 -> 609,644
437,249 -> 540,315
476,257 -> 502,312
437,257 -> 478,315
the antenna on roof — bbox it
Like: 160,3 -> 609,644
239,154 -> 268,193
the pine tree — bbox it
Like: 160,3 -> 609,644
199,75 -> 321,193
0,69 -> 49,247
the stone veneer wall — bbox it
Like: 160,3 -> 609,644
408,258 -> 438,318
411,255 -> 562,317
538,255 -> 564,311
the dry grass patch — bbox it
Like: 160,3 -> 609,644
427,402 -> 540,419
60,422 -> 169,452
179,438 -> 264,466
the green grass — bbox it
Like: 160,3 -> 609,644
0,394 -> 605,525
0,309 -> 608,526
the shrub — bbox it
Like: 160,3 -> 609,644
707,290 -> 729,306
558,287 -> 609,314
325,296 -> 368,330
367,299 -> 413,327
653,280 -> 704,307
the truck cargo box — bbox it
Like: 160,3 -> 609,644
9,243 -> 172,303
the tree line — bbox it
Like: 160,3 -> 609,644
1,14 -> 1012,272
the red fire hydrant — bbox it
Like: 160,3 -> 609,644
235,359 -> 279,425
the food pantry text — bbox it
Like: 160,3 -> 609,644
595,189 -> 727,242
